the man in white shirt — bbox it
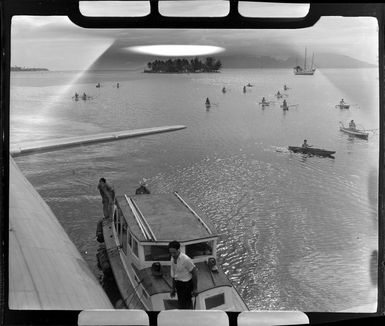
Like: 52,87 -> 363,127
169,240 -> 198,309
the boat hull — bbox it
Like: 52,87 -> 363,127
340,127 -> 369,139
293,71 -> 315,75
335,104 -> 350,109
288,146 -> 335,157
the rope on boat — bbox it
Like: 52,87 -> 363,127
125,195 -> 152,241
131,198 -> 157,241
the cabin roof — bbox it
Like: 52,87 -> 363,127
133,261 -> 232,296
116,193 -> 218,242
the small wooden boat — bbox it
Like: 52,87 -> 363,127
259,102 -> 270,107
335,103 -> 350,109
339,125 -> 369,139
288,146 -> 336,157
205,99 -> 211,108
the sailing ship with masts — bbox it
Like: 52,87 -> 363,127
293,48 -> 316,75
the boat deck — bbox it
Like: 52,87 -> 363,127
132,261 -> 233,296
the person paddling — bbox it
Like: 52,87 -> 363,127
302,139 -> 312,148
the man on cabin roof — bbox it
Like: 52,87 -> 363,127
97,177 -> 115,219
169,240 -> 198,309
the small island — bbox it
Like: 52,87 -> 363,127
11,65 -> 49,72
144,56 -> 222,73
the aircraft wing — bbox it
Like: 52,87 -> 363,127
10,125 -> 186,157
9,125 -> 186,309
9,157 -> 113,309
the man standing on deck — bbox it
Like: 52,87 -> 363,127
97,177 -> 115,219
169,240 -> 198,309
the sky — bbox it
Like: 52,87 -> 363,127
10,2 -> 379,71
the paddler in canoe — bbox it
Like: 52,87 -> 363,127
302,139 -> 312,148
349,119 -> 356,130
275,90 -> 283,99
282,99 -> 289,111
288,140 -> 335,157
260,97 -> 269,106
205,97 -> 211,108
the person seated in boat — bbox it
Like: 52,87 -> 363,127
205,97 -> 210,106
74,92 -> 79,100
169,240 -> 198,309
261,97 -> 267,104
340,98 -> 345,105
302,139 -> 312,148
135,178 -> 150,195
284,85 -> 288,91
116,82 -> 119,88
82,92 -> 87,100
243,86 -> 246,93
222,87 -> 226,93
282,99 -> 288,110
349,119 -> 356,130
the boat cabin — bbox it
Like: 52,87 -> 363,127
110,192 -> 248,311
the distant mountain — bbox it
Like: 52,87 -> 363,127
218,53 -> 376,69
87,41 -> 376,71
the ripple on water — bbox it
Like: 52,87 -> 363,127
150,152 -> 376,310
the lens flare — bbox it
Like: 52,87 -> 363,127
127,45 -> 225,56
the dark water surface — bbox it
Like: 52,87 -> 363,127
10,68 -> 379,311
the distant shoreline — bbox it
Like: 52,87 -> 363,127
143,70 -> 220,74
11,66 -> 49,72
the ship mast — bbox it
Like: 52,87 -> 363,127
311,52 -> 314,70
304,47 -> 307,70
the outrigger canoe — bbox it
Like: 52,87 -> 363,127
288,146 -> 336,157
335,103 -> 350,109
340,126 -> 369,139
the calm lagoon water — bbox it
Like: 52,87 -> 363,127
10,68 -> 379,311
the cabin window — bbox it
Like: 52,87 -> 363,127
121,219 -> 128,254
144,245 -> 170,261
114,211 -> 118,230
117,214 -> 122,237
185,241 -> 213,258
205,293 -> 225,309
164,299 -> 179,310
128,231 -> 132,248
133,239 -> 139,257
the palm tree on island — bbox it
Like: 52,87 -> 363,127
144,56 -> 222,73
